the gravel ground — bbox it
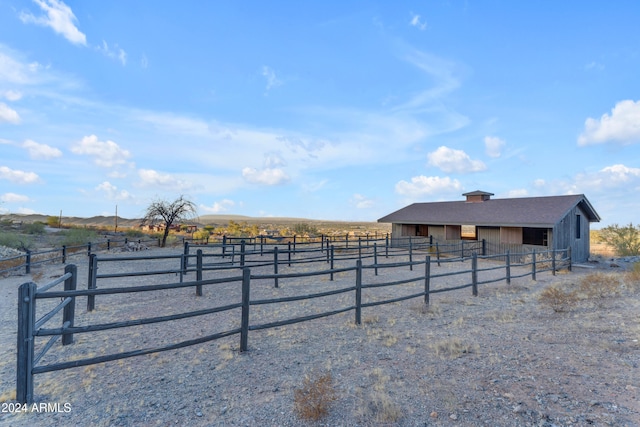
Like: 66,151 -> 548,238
0,247 -> 639,426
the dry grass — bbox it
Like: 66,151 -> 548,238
578,272 -> 622,299
538,285 -> 578,312
429,337 -> 478,360
355,368 -> 403,423
293,370 -> 337,421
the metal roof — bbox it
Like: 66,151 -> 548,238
378,194 -> 601,227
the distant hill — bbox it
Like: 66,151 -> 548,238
2,213 -> 389,231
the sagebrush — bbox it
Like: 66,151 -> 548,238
293,371 -> 337,421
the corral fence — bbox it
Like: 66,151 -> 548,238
15,244 -> 571,404
0,237 -> 159,276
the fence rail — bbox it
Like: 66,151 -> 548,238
15,243 -> 571,404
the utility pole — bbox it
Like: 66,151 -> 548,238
115,205 -> 118,233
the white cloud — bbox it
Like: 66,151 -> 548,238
0,102 -> 20,124
137,169 -> 192,191
2,90 -> 22,101
0,166 -> 40,184
395,175 -> 462,198
242,167 -> 290,186
200,199 -> 235,214
350,194 -> 374,209
19,0 -> 87,46
578,100 -> 640,145
1,192 -> 30,203
95,181 -> 133,200
427,146 -> 486,173
506,189 -> 528,198
262,66 -> 282,93
70,135 -> 131,167
97,40 -> 127,66
409,13 -> 427,30
22,139 -> 62,159
484,136 -> 506,158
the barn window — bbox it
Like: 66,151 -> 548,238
576,215 -> 581,239
522,228 -> 548,246
461,225 -> 477,240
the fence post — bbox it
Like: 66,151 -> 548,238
61,245 -> 66,264
409,238 -> 413,271
260,236 -> 264,256
17,281 -> 36,404
183,241 -> 190,274
273,247 -> 279,288
355,260 -> 362,325
330,245 -> 335,281
385,234 -> 389,258
567,246 -> 572,272
436,243 -> 441,267
293,235 -> 297,253
25,249 -> 31,275
87,254 -> 97,312
425,256 -> 431,305
62,264 -> 77,345
482,239 -> 486,256
472,253 -> 478,297
87,242 -> 92,257
345,233 -> 349,249
532,249 -> 537,281
222,235 -> 227,259
240,240 -> 246,267
287,242 -> 292,267
461,240 -> 464,260
240,267 -> 251,352
196,249 -> 203,296
506,250 -> 511,285
358,237 -> 362,262
552,249 -> 557,276
107,239 -> 111,251
374,243 -> 378,276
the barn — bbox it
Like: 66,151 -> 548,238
378,191 -> 601,263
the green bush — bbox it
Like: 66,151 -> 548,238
61,228 -> 98,246
597,223 -> 640,256
22,222 -> 46,235
124,229 -> 146,238
0,232 -> 32,251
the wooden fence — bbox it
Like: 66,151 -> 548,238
15,244 -> 571,404
0,237 -> 159,276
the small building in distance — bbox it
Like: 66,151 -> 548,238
378,191 -> 600,262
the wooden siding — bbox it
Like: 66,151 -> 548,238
553,204 -> 590,262
500,227 -> 522,244
445,225 -> 461,240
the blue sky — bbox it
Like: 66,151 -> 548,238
1,1 -> 639,226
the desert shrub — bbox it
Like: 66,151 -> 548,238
538,285 -> 578,312
294,371 -> 337,421
0,232 -> 32,251
597,223 -> 640,256
578,272 -> 622,299
61,228 -> 98,247
46,216 -> 60,228
0,218 -> 13,228
625,262 -> 640,291
193,229 -> 210,242
124,229 -> 146,238
293,223 -> 319,237
22,221 -> 46,235
429,337 -> 478,360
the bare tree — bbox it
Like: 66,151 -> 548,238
141,195 -> 197,247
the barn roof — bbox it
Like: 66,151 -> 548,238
378,194 -> 600,228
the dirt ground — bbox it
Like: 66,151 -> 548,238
0,246 -> 639,426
